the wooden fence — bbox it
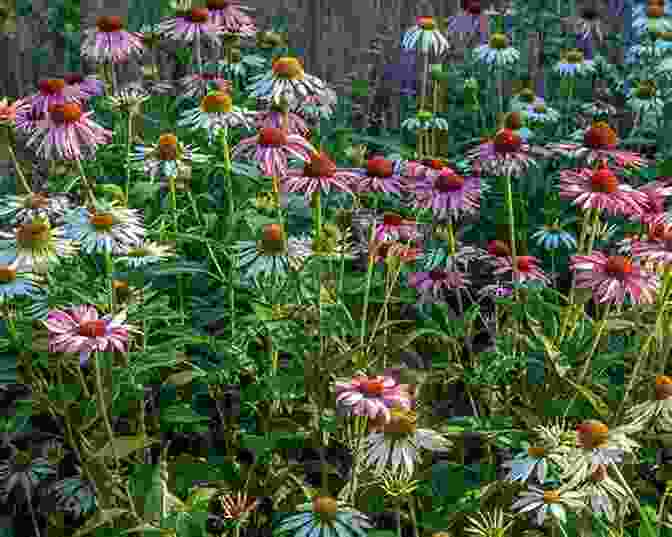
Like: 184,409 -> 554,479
0,0 -> 636,183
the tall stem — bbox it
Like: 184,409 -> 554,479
221,127 -> 236,337
359,200 -> 379,351
75,157 -> 97,207
5,128 -> 31,194
169,175 -> 185,326
420,52 -> 429,112
313,190 -> 322,244
195,32 -> 203,76
93,352 -> 120,471
503,174 -> 517,275
125,110 -> 134,206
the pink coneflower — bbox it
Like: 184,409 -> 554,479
408,268 -> 470,304
631,181 -> 672,228
558,162 -> 648,217
14,100 -> 47,137
373,212 -> 420,242
631,225 -> 672,270
570,251 -> 660,304
63,72 -> 105,102
0,97 -> 21,127
255,103 -> 310,138
45,305 -> 131,367
368,240 -> 423,265
178,72 -> 232,101
334,375 -> 412,423
465,127 -> 550,178
205,0 -> 256,37
348,158 -> 405,195
411,166 -> 481,217
27,78 -> 80,117
25,102 -> 112,162
81,15 -> 145,64
292,87 -> 339,123
157,8 -> 224,46
547,121 -> 649,173
231,126 -> 316,178
491,255 -> 551,285
281,150 -> 358,200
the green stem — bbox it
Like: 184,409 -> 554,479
93,352 -> 120,471
221,127 -> 236,337
169,175 -> 185,326
359,201 -> 379,352
75,157 -> 97,207
313,190 -> 322,245
6,129 -> 31,194
615,269 -> 672,423
503,174 -> 517,276
125,110 -> 133,207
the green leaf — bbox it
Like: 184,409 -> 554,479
638,504 -> 660,537
94,435 -> 159,460
163,369 -> 207,387
71,508 -> 128,537
130,181 -> 161,204
161,404 -> 210,424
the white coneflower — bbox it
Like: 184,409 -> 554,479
401,17 -> 451,57
248,56 -> 328,106
574,464 -> 631,524
0,192 -> 71,226
62,201 -> 145,255
0,217 -> 77,274
625,375 -> 672,433
465,508 -> 515,537
472,32 -> 520,70
511,486 -> 586,527
177,91 -> 255,145
553,48 -> 596,78
363,408 -> 451,477
558,420 -> 639,490
274,496 -> 373,537
116,241 -> 176,268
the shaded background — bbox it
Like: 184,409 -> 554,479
0,0 -> 636,179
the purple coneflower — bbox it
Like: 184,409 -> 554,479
231,126 -> 316,179
411,166 -> 481,217
205,0 -> 256,37
465,127 -> 548,178
63,73 -> 105,102
559,162 -> 648,217
157,7 -> 224,46
335,375 -> 412,423
373,212 -> 419,242
570,251 -> 660,304
25,102 -> 112,162
547,121 -> 648,172
632,181 -> 672,228
178,72 -> 232,102
408,268 -> 470,304
348,157 -> 405,196
255,101 -> 310,138
81,16 -> 145,65
491,255 -> 551,286
631,224 -> 672,270
281,150 -> 358,200
27,78 -> 80,117
45,305 -> 131,367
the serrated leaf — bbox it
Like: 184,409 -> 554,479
94,434 -> 159,459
